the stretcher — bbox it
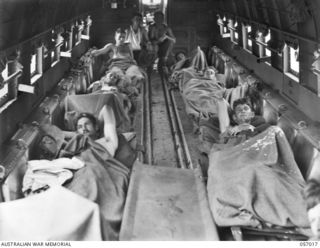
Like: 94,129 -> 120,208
120,163 -> 219,240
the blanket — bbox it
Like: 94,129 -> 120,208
60,134 -> 130,240
109,58 -> 137,72
0,186 -> 107,240
207,126 -> 309,228
181,78 -> 225,117
22,157 -> 84,195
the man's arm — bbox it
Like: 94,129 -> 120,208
165,27 -> 176,43
97,105 -> 118,156
91,43 -> 114,57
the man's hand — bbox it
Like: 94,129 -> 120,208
223,124 -> 255,137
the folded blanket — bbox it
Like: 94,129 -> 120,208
22,157 -> 85,195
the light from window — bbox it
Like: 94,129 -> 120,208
289,46 -> 299,74
266,48 -> 271,57
235,32 -> 239,40
1,63 -> 8,80
246,26 -> 252,49
30,54 -> 36,76
265,30 -> 271,43
0,84 -> 8,98
264,30 -> 271,57
44,46 -> 49,58
0,63 -> 9,99
142,0 -> 161,5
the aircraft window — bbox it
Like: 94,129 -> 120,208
1,63 -> 8,79
0,63 -> 9,99
264,30 -> 271,59
43,46 -> 49,59
265,48 -> 271,57
284,44 -> 299,82
84,16 -> 92,39
30,46 -> 43,84
30,53 -> 37,77
243,25 -> 252,52
289,46 -> 299,75
0,58 -> 22,109
142,0 -> 161,5
51,38 -> 59,66
229,20 -> 239,44
75,21 -> 84,46
256,29 -> 272,63
217,15 -> 230,38
0,84 -> 8,99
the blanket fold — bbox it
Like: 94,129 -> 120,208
60,134 -> 130,240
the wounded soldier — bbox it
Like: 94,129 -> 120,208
199,98 -> 269,154
23,106 -> 136,240
205,98 -> 310,232
91,28 -> 145,86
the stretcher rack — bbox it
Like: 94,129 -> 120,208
120,163 -> 219,240
231,226 -> 309,241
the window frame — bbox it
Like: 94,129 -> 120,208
30,44 -> 43,84
51,29 -> 64,67
217,15 -> 230,38
255,29 -> 272,64
0,62 -> 9,101
228,19 -> 239,44
242,24 -> 253,53
283,43 -> 300,82
0,57 -> 22,110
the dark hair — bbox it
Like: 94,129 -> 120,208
175,51 -> 186,61
132,12 -> 143,19
233,98 -> 253,111
115,27 -> 126,35
154,11 -> 164,18
75,112 -> 97,127
305,179 -> 320,210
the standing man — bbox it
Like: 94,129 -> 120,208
125,13 -> 151,65
149,11 -> 176,69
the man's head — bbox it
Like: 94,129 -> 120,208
76,113 -> 99,138
104,71 -> 120,86
132,13 -> 143,27
154,11 -> 164,24
39,134 -> 59,160
115,28 -> 127,45
232,98 -> 255,124
175,52 -> 186,61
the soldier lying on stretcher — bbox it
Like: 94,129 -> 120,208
199,97 -> 270,154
